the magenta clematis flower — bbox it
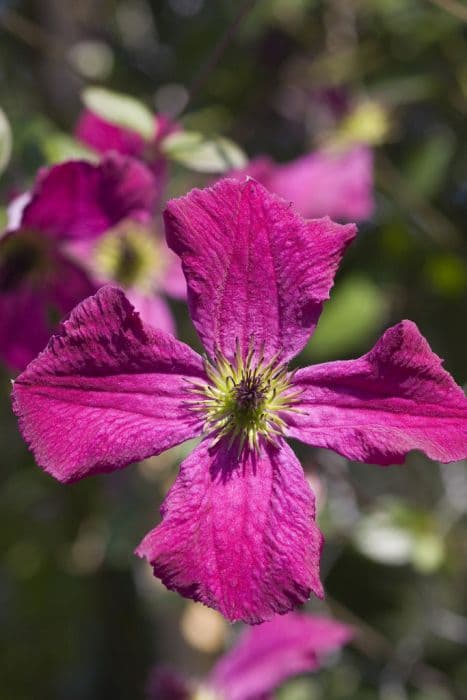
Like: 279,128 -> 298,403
12,179 -> 467,623
232,145 -> 373,221
76,109 -> 178,200
147,613 -> 353,700
0,154 -> 156,371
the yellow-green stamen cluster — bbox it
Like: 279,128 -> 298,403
94,222 -> 164,291
189,342 -> 301,454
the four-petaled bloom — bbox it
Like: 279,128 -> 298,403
12,179 -> 467,624
0,154 -> 156,371
147,613 -> 353,700
231,145 -> 373,221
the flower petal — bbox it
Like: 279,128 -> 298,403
164,178 -> 356,363
146,666 -> 190,700
6,192 -> 32,230
266,146 -> 374,222
136,438 -> 323,624
76,109 -> 146,158
287,321 -> 467,465
125,288 -> 175,335
231,147 -> 373,222
47,254 -> 98,319
229,155 -> 274,185
0,240 -> 96,371
12,286 -> 205,482
209,613 -> 353,700
76,110 -> 176,196
0,284 -> 51,372
159,248 -> 187,300
21,155 -> 157,241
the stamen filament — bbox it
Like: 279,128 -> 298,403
188,344 -> 299,454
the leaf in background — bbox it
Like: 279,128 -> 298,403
182,106 -> 233,134
161,130 -> 247,172
424,253 -> 466,298
354,512 -> 414,566
0,107 -> 12,176
43,132 -> 97,164
82,86 -> 155,140
0,207 -> 7,231
354,501 -> 445,573
277,678 -> 319,700
404,130 -> 455,198
372,74 -> 435,105
412,533 -> 444,574
306,275 -> 388,361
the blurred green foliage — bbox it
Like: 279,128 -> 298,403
305,275 -> 389,361
1,1 -> 467,699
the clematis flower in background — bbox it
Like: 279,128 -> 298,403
76,107 -> 178,202
0,154 -> 156,371
73,218 -> 186,336
232,145 -> 373,222
12,179 -> 467,623
147,613 -> 353,700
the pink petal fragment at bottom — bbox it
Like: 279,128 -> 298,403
209,613 -> 353,700
136,438 -> 323,624
287,320 -> 467,465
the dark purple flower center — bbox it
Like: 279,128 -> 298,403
115,238 -> 143,287
0,231 -> 49,292
189,347 -> 301,453
233,373 -> 267,413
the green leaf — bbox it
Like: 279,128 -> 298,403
277,678 -> 319,700
405,131 -> 455,198
424,253 -> 466,298
43,132 -> 97,165
372,74 -> 435,105
306,275 -> 388,360
354,501 -> 445,572
354,512 -> 414,566
161,130 -> 247,172
82,86 -> 154,140
412,533 -> 444,574
0,207 -> 7,230
0,107 -> 12,176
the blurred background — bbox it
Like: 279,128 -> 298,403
1,0 -> 467,698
